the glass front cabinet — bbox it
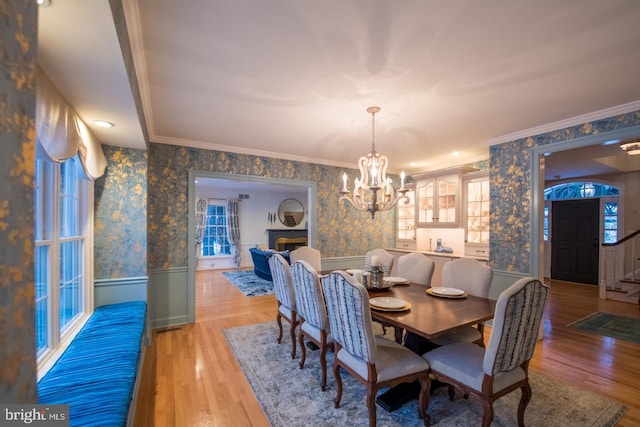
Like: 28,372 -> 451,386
395,187 -> 416,250
464,171 -> 490,257
414,171 -> 463,227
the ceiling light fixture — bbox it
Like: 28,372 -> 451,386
339,106 -> 409,218
620,141 -> 640,155
37,0 -> 50,6
94,120 -> 114,128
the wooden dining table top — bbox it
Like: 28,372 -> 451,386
367,283 -> 496,341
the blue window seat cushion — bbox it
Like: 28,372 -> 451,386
38,301 -> 147,427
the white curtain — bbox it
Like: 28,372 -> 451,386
36,67 -> 107,179
227,199 -> 241,268
195,198 -> 208,250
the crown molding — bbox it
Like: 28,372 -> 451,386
487,100 -> 640,146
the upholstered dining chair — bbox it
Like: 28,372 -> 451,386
423,277 -> 549,427
430,257 -> 493,347
268,253 -> 298,358
290,260 -> 333,390
364,249 -> 394,274
397,253 -> 435,286
290,246 -> 322,272
321,271 -> 430,427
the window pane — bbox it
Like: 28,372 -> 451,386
201,203 -> 231,257
604,230 -> 617,244
59,240 -> 83,330
60,158 -> 81,238
35,245 -> 49,353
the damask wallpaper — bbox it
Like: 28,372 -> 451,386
0,0 -> 37,403
95,146 -> 147,279
148,142 -> 395,269
490,110 -> 640,272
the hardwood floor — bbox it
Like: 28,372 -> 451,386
134,271 -> 640,426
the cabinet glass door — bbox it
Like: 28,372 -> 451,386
417,180 -> 435,223
396,190 -> 415,241
438,177 -> 457,223
466,179 -> 490,244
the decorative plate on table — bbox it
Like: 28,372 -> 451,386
369,297 -> 411,311
383,276 -> 409,285
427,287 -> 468,299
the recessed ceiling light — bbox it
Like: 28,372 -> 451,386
94,120 -> 114,128
452,151 -> 460,156
37,0 -> 50,6
410,162 -> 417,167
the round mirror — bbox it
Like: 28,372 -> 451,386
278,198 -> 305,227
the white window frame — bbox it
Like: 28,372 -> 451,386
35,156 -> 94,379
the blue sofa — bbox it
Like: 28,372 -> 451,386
249,247 -> 290,281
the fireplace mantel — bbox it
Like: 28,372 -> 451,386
267,229 -> 308,250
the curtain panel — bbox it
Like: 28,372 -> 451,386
226,199 -> 241,268
36,67 -> 107,180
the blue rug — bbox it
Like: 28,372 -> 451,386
568,312 -> 640,344
223,322 -> 627,427
222,270 -> 274,297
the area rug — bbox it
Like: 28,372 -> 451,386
568,312 -> 640,344
222,270 -> 273,297
223,322 -> 627,427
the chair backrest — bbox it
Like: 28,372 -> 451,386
290,246 -> 322,272
397,253 -> 435,286
290,260 -> 329,331
364,249 -> 394,274
442,258 -> 493,297
483,277 -> 549,376
321,271 -> 377,363
268,253 -> 296,310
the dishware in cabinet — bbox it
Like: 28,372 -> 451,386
464,171 -> 490,256
395,187 -> 416,249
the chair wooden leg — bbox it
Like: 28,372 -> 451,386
447,385 -> 455,401
366,387 -> 377,427
289,313 -> 297,358
332,362 -> 343,408
517,383 -> 532,426
298,331 -> 306,369
319,342 -> 328,391
276,313 -> 283,343
418,376 -> 431,426
480,399 -> 494,427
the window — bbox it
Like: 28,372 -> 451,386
35,155 -> 92,368
603,202 -> 618,244
544,181 -> 620,245
201,201 -> 231,257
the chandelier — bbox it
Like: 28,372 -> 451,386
339,106 -> 409,218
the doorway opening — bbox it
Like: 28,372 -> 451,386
543,182 -> 620,284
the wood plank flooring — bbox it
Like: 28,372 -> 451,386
134,271 -> 640,426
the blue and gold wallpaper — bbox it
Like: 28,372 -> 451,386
490,110 -> 640,272
148,142 -> 395,269
0,0 -> 37,402
95,146 -> 147,279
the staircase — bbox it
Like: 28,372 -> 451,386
601,229 -> 640,306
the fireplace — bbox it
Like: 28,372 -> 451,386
268,229 -> 308,251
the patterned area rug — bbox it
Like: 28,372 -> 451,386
222,270 -> 273,297
223,322 -> 627,427
568,312 -> 640,344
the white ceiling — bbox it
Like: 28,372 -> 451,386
38,0 -> 640,179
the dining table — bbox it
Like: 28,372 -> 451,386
367,282 -> 496,344
367,280 -> 496,412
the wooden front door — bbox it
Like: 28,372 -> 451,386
551,199 -> 600,285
